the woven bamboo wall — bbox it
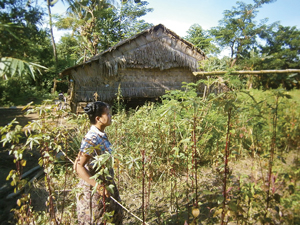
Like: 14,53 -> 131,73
72,67 -> 197,102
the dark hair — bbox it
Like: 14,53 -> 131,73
84,101 -> 109,124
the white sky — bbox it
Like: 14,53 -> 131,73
48,0 -> 300,57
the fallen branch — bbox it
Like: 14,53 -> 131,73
0,166 -> 41,198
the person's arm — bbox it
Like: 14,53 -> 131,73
74,152 -> 96,186
74,152 -> 109,196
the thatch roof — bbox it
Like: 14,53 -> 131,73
60,24 -> 206,77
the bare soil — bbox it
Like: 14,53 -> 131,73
0,106 -> 39,127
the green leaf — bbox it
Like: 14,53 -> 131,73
106,184 -> 115,195
202,190 -> 214,195
213,208 -> 223,217
228,201 -> 237,212
180,138 -> 191,143
0,57 -> 47,80
217,195 -> 224,204
20,159 -> 26,167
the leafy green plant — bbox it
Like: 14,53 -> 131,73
1,84 -> 300,224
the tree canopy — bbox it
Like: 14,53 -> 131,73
0,0 -> 50,81
55,0 -> 153,62
184,24 -> 219,56
209,0 -> 277,67
0,0 -> 300,106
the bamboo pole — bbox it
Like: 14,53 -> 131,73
193,69 -> 300,76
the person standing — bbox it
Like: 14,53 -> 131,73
73,101 -> 123,224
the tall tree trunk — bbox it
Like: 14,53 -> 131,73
47,0 -> 58,68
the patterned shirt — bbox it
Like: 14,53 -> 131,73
80,125 -> 112,166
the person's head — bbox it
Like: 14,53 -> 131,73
84,101 -> 111,127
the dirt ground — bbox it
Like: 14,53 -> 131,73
0,106 -> 41,127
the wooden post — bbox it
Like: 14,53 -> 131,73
52,78 -> 57,94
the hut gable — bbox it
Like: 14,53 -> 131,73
61,24 -> 206,109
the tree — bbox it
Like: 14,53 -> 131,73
253,24 -> 300,89
0,0 -> 52,105
55,0 -> 152,62
259,25 -> 300,69
55,0 -> 119,61
0,0 -> 45,58
56,34 -> 82,68
0,0 -> 49,81
46,0 -> 59,67
184,24 -> 219,56
116,0 -> 153,39
210,0 -> 276,67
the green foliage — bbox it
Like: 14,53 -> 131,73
0,0 -> 58,104
0,0 -> 46,58
1,86 -> 300,224
0,57 -> 47,80
206,0 -> 300,90
260,25 -> 300,69
254,24 -> 300,89
185,24 -> 219,56
55,0 -> 153,61
117,0 -> 153,39
199,56 -> 231,72
56,34 -> 82,68
0,78 -> 54,106
209,0 -> 276,66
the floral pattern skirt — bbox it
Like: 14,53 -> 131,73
76,178 -> 123,224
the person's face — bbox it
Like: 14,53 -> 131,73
99,107 -> 112,127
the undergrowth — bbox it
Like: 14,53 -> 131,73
1,83 -> 300,224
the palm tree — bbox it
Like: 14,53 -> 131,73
64,0 -> 119,60
45,0 -> 76,70
46,0 -> 58,67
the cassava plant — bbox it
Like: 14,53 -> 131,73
2,83 -> 300,224
2,100 -> 87,224
2,119 -> 37,224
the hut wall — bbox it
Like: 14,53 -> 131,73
118,67 -> 197,99
71,67 -> 197,102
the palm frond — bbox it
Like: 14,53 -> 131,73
0,22 -> 22,40
0,57 -> 47,80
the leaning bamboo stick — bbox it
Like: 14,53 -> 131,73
7,169 -> 44,199
193,69 -> 300,76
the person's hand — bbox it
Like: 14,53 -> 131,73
97,185 -> 110,198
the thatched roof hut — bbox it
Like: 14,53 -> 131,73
61,24 -> 206,111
